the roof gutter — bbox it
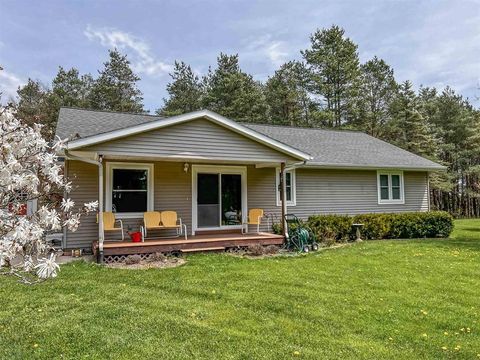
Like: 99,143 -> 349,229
64,150 -> 104,262
285,160 -> 308,172
304,163 -> 446,172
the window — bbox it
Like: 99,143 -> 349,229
276,169 -> 296,206
377,171 -> 404,204
106,163 -> 154,216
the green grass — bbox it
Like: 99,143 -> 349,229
1,220 -> 480,359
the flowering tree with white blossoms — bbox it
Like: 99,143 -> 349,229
0,105 -> 97,283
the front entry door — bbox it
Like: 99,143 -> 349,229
196,172 -> 243,229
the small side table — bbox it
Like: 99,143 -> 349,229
352,223 -> 364,242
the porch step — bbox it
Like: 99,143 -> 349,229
181,246 -> 225,253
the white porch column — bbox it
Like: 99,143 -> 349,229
280,162 -> 288,237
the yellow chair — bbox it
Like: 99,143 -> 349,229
98,212 -> 124,241
141,211 -> 187,241
160,211 -> 187,240
242,209 -> 265,234
141,211 -> 162,240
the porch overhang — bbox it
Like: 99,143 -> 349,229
63,150 -> 304,168
65,110 -> 313,162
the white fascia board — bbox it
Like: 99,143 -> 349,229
66,109 -> 312,161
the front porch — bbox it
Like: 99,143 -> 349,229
94,232 -> 284,258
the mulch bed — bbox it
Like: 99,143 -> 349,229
106,257 -> 186,270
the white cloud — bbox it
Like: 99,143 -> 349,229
0,68 -> 24,102
244,34 -> 290,68
84,25 -> 172,77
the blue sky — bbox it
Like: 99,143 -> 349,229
1,0 -> 479,112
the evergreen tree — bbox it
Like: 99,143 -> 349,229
15,79 -> 56,137
264,61 -> 315,126
51,66 -> 93,108
355,56 -> 398,137
389,81 -> 435,156
302,25 -> 361,127
429,88 -> 479,215
157,61 -> 203,116
89,49 -> 144,113
202,53 -> 268,122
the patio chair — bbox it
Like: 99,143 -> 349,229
97,212 -> 124,241
141,211 -> 162,241
141,211 -> 187,241
242,208 -> 265,234
160,211 -> 187,240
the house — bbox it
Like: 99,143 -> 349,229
56,107 -> 444,261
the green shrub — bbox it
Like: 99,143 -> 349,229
352,214 -> 390,240
272,222 -> 282,235
305,211 -> 453,243
308,214 -> 353,242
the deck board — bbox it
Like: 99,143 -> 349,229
96,232 -> 284,256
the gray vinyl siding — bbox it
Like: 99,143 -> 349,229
65,160 -> 429,249
65,160 -> 192,249
293,169 -> 429,218
247,166 -> 281,232
65,160 -> 99,249
83,118 -> 296,163
248,168 -> 429,231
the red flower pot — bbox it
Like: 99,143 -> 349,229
129,232 -> 142,242
8,203 -> 27,215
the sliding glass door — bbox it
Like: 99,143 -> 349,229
196,171 -> 243,229
221,174 -> 242,226
197,174 -> 220,228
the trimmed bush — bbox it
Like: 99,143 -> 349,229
306,211 -> 453,243
308,215 -> 353,242
351,213 -> 391,240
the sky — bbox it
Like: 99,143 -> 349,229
1,0 -> 479,112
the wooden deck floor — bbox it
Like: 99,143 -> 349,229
96,232 -> 284,256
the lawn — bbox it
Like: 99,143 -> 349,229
1,220 -> 479,359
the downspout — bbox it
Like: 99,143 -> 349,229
62,159 -> 68,250
280,162 -> 287,237
64,150 -> 104,263
427,172 -> 431,212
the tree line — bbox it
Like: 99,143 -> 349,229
9,25 -> 480,217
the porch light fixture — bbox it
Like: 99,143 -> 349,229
183,163 -> 190,173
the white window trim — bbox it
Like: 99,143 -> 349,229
377,170 -> 405,205
105,162 -> 154,219
276,168 -> 296,207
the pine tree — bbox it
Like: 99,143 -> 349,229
51,67 -> 93,108
355,56 -> 398,137
157,61 -> 203,116
202,53 -> 268,122
15,79 -> 56,138
89,49 -> 144,113
389,81 -> 435,156
302,25 -> 361,127
429,88 -> 479,215
264,61 -> 315,126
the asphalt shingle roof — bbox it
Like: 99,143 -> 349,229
56,107 -> 444,170
55,107 -> 162,140
244,124 -> 443,170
